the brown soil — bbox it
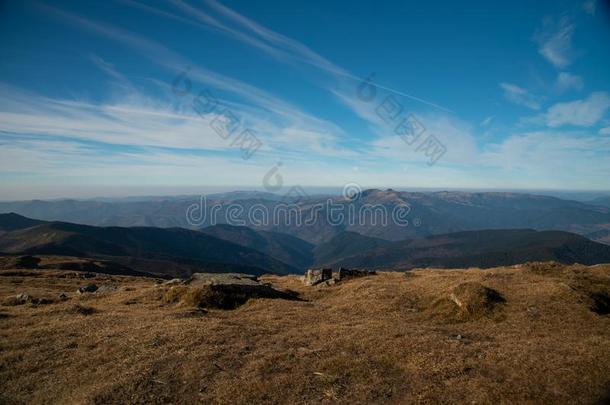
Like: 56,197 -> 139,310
0,261 -> 609,404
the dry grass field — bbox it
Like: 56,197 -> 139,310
1,261 -> 609,404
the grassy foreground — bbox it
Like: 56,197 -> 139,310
1,262 -> 609,404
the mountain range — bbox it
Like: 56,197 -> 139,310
2,190 -> 610,246
2,211 -> 610,276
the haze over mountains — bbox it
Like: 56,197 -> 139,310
2,190 -> 610,244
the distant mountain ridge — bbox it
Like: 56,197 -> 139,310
1,190 -> 609,245
328,229 -> 610,270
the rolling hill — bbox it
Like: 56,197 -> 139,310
327,229 -> 610,270
0,213 -> 46,232
200,224 -> 314,270
2,213 -> 610,275
312,231 -> 391,265
0,214 -> 297,277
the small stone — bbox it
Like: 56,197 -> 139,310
15,293 -> 31,304
95,285 -> 118,294
316,278 -> 337,288
76,284 -> 98,294
162,278 -> 184,286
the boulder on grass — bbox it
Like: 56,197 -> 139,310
337,267 -> 376,280
303,268 -> 332,286
76,284 -> 98,294
2,293 -> 31,306
163,273 -> 297,310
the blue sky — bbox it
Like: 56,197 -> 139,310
1,0 -> 610,199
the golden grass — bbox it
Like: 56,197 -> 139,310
0,262 -> 609,404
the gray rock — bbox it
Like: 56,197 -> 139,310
187,273 -> 259,286
95,285 -> 118,294
317,278 -> 337,288
162,278 -> 184,286
165,272 -> 298,309
337,267 -> 376,280
15,293 -> 31,304
76,284 -> 98,294
303,268 -> 332,286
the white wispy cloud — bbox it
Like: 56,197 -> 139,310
368,113 -> 479,165
202,0 -> 449,110
556,72 -> 584,92
481,130 -> 610,188
539,92 -> 610,127
3,103 -> 610,194
132,0 -> 451,113
38,2 -> 338,132
33,3 -> 358,158
0,81 -> 354,160
599,127 -> 610,135
0,83 -> 227,150
499,83 -> 543,110
534,16 -> 575,68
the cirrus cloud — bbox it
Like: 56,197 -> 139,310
543,92 -> 610,127
534,16 -> 575,68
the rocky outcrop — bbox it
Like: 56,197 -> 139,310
337,267 -> 376,280
303,267 -> 375,286
76,284 -> 98,294
163,273 -> 298,309
303,268 -> 332,286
